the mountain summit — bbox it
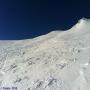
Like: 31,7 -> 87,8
0,19 -> 90,90
71,18 -> 90,31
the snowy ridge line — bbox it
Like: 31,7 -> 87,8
0,18 -> 90,90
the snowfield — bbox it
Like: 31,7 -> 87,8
0,18 -> 90,90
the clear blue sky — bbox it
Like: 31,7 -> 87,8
0,0 -> 90,40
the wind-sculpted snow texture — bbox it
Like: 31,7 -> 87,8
0,18 -> 90,90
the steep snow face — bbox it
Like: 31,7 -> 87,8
0,18 -> 90,90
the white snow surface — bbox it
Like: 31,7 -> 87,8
0,18 -> 90,90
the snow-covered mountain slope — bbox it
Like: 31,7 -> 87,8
0,18 -> 90,90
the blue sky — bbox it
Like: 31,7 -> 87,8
0,0 -> 90,40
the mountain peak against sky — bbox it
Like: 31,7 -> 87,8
35,18 -> 90,40
79,18 -> 90,21
78,18 -> 90,24
0,19 -> 90,90
70,18 -> 90,31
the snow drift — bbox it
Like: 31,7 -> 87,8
0,18 -> 90,90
